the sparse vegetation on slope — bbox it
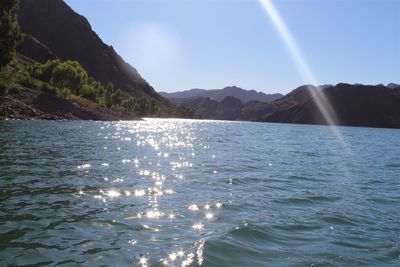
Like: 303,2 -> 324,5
0,0 -> 23,69
0,55 -> 196,119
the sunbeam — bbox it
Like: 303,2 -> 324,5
259,0 -> 339,127
258,0 -> 355,177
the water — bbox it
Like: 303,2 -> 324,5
0,119 -> 399,266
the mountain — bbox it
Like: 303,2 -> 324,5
179,84 -> 400,128
160,86 -> 283,104
178,85 -> 319,121
16,0 -> 163,101
387,83 -> 400,89
264,83 -> 400,128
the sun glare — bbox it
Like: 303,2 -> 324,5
259,0 -> 338,126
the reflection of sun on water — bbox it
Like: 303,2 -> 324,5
192,223 -> 204,231
75,119 -> 225,265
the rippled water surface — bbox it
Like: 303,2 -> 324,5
0,119 -> 399,266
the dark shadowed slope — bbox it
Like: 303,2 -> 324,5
160,86 -> 283,104
179,84 -> 400,128
17,0 -> 163,100
264,84 -> 400,128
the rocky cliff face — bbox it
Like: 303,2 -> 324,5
17,0 -> 163,100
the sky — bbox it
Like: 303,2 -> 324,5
64,0 -> 400,94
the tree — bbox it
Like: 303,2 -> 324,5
103,82 -> 114,108
111,88 -> 123,106
138,96 -> 150,115
32,60 -> 60,82
50,61 -> 88,93
122,96 -> 137,112
0,0 -> 23,69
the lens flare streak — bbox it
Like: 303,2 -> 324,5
259,0 -> 338,126
258,0 -> 355,158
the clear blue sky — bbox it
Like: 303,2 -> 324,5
65,0 -> 399,94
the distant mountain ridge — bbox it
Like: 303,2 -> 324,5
178,83 -> 400,129
160,86 -> 283,104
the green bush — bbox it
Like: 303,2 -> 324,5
0,80 -> 7,95
101,83 -> 114,108
40,82 -> 57,94
19,76 -> 41,90
7,86 -> 19,94
28,59 -> 141,113
31,60 -> 58,82
122,97 -> 137,112
31,59 -> 88,94
111,105 -> 125,113
112,88 -> 123,105
58,87 -> 73,98
80,84 -> 97,102
0,0 -> 23,69
50,61 -> 88,93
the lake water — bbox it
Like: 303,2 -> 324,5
0,119 -> 399,266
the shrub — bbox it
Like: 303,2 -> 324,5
31,59 -> 89,94
0,81 -> 7,95
58,87 -> 73,98
137,96 -> 148,115
122,96 -> 137,112
26,59 -> 142,112
80,84 -> 97,102
51,61 -> 88,93
40,82 -> 57,94
111,105 -> 124,112
0,0 -> 23,69
112,88 -> 123,106
19,76 -> 41,90
31,60 -> 59,82
7,86 -> 20,94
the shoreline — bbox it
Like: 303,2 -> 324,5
0,87 -> 140,121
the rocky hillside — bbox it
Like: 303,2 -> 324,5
0,87 -> 137,121
0,0 -> 199,120
17,0 -> 163,101
264,84 -> 400,128
179,84 -> 400,128
160,86 -> 283,105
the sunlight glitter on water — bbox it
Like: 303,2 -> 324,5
205,213 -> 214,220
192,223 -> 204,231
105,190 -> 121,198
134,189 -> 146,197
2,119 -> 399,266
102,119 -> 223,264
77,163 -> 91,169
188,204 -> 199,211
75,119 -> 358,265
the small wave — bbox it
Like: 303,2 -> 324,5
369,197 -> 397,204
320,214 -> 357,226
385,163 -> 400,168
288,175 -> 321,182
200,223 -> 288,266
274,195 -> 340,205
83,247 -> 120,255
331,240 -> 369,250
272,223 -> 323,232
